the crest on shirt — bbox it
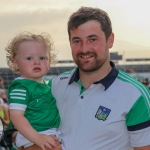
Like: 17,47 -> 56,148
95,105 -> 111,121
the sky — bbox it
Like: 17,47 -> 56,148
0,0 -> 150,67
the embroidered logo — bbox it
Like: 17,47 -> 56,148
36,99 -> 42,102
95,105 -> 111,121
60,77 -> 68,80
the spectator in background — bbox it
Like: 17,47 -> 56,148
142,78 -> 150,89
0,89 -> 9,127
0,77 -> 9,108
0,99 -> 9,127
11,131 -> 18,150
0,77 -> 5,90
0,90 -> 9,107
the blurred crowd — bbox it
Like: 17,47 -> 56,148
0,77 -> 9,126
142,78 -> 150,89
0,77 -> 17,150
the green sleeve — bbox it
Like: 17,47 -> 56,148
126,95 -> 150,126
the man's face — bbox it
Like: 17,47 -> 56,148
69,20 -> 114,73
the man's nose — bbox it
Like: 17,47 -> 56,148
81,41 -> 90,52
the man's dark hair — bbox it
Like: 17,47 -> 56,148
67,6 -> 112,40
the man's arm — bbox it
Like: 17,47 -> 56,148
48,145 -> 62,150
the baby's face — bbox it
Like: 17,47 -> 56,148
14,41 -> 50,82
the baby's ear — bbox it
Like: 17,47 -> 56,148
13,59 -> 19,72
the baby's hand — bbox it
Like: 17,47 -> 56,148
35,134 -> 59,150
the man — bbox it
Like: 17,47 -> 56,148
49,6 -> 150,150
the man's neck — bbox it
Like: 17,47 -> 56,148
79,64 -> 112,89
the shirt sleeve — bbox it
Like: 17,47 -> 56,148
126,89 -> 150,147
8,84 -> 28,111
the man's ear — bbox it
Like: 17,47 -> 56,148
108,33 -> 114,49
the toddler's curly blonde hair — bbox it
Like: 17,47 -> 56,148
5,32 -> 56,73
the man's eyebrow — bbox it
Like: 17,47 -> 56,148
71,37 -> 80,40
88,34 -> 98,38
71,34 -> 98,40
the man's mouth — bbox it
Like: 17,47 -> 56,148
79,53 -> 95,59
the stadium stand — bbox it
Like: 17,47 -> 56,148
0,67 -> 74,89
0,63 -> 150,89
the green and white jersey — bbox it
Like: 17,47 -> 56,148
49,62 -> 150,150
8,78 -> 60,132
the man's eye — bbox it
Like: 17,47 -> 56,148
72,39 -> 80,44
26,57 -> 32,60
90,38 -> 97,42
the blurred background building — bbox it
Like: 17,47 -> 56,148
0,50 -> 150,89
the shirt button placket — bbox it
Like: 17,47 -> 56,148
81,95 -> 84,99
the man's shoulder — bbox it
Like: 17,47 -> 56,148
48,68 -> 76,86
53,68 -> 76,81
117,69 -> 150,96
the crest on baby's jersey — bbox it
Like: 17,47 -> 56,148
95,105 -> 111,121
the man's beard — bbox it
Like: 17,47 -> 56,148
74,52 -> 107,73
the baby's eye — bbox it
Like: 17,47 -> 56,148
26,57 -> 33,60
40,56 -> 47,60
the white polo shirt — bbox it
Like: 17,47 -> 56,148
49,62 -> 150,150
